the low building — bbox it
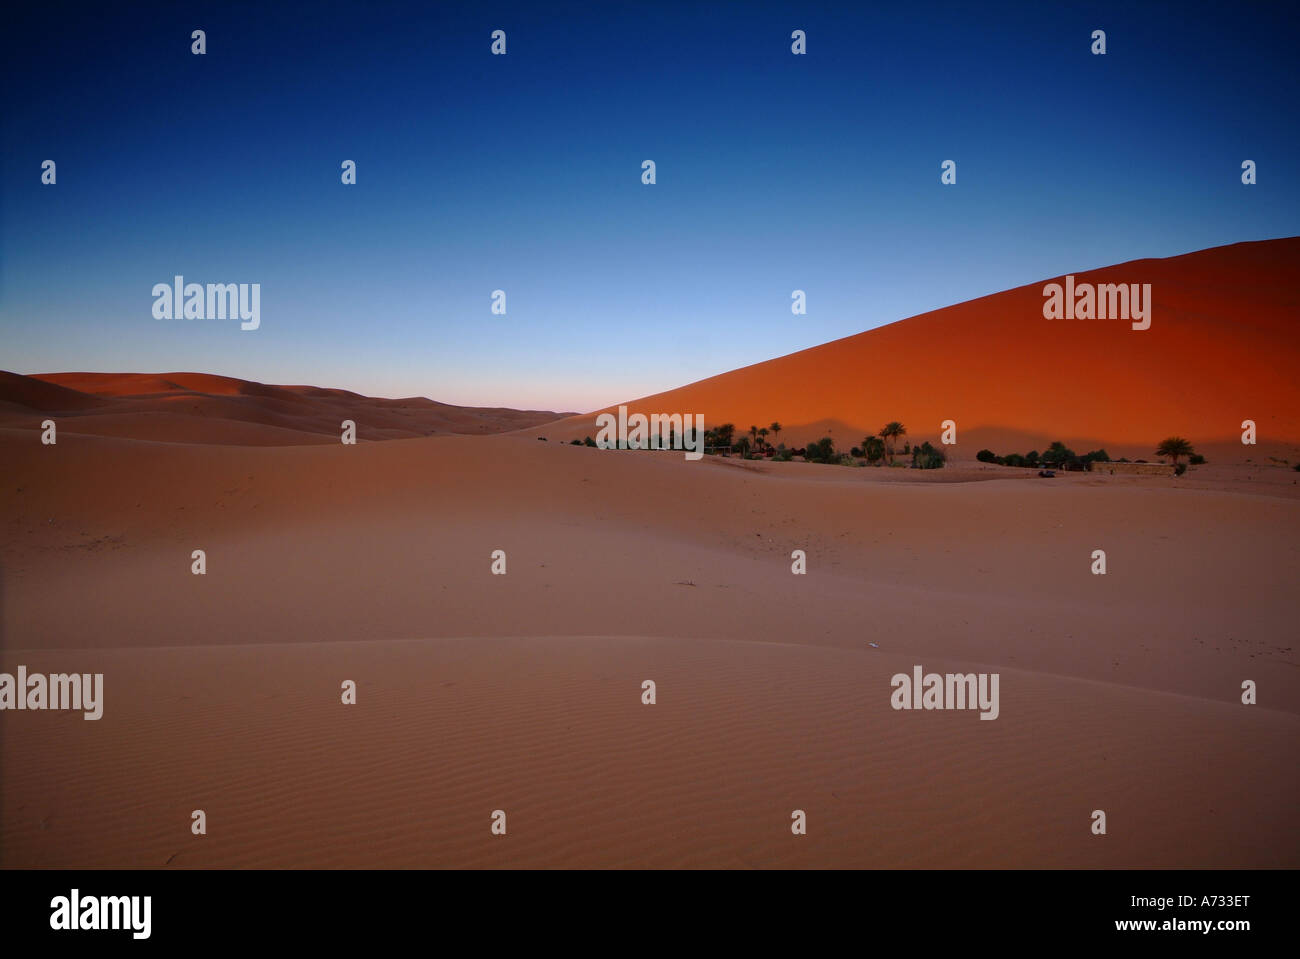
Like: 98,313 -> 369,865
1088,461 -> 1176,476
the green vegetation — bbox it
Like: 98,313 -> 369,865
1155,436 -> 1195,466
911,441 -> 946,469
804,436 -> 837,464
703,423 -> 736,453
979,442 -> 1110,471
1040,441 -> 1073,467
878,422 -> 907,465
693,416 -> 941,471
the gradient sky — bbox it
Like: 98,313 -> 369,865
2,0 -> 1298,411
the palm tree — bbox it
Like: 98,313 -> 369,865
879,422 -> 906,465
1155,436 -> 1195,466
758,427 -> 769,451
770,421 -> 783,446
749,425 -> 759,449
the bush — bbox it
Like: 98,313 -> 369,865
1294,462 -> 1300,472
987,443 -> 1102,469
773,448 -> 793,462
570,439 -> 582,445
1189,453 -> 1206,465
851,446 -> 863,458
911,441 -> 947,470
1174,463 -> 1187,476
804,437 -> 836,463
1040,441 -> 1076,467
584,436 -> 597,447
864,436 -> 886,464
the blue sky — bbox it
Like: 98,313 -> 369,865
2,1 -> 1297,411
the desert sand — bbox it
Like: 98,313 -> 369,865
1,239 -> 1297,868
1,430 -> 1296,868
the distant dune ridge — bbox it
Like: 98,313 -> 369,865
4,238 -> 1297,458
0,370 -> 576,444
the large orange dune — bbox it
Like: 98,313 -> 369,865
0,370 -> 574,445
541,237 -> 1300,461
8,239 -> 1296,460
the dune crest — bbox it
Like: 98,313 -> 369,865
544,238 -> 1300,460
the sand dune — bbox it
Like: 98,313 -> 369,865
0,371 -> 574,444
2,239 -> 1296,867
2,429 -> 1296,867
541,238 -> 1300,461
10,239 -> 1297,462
